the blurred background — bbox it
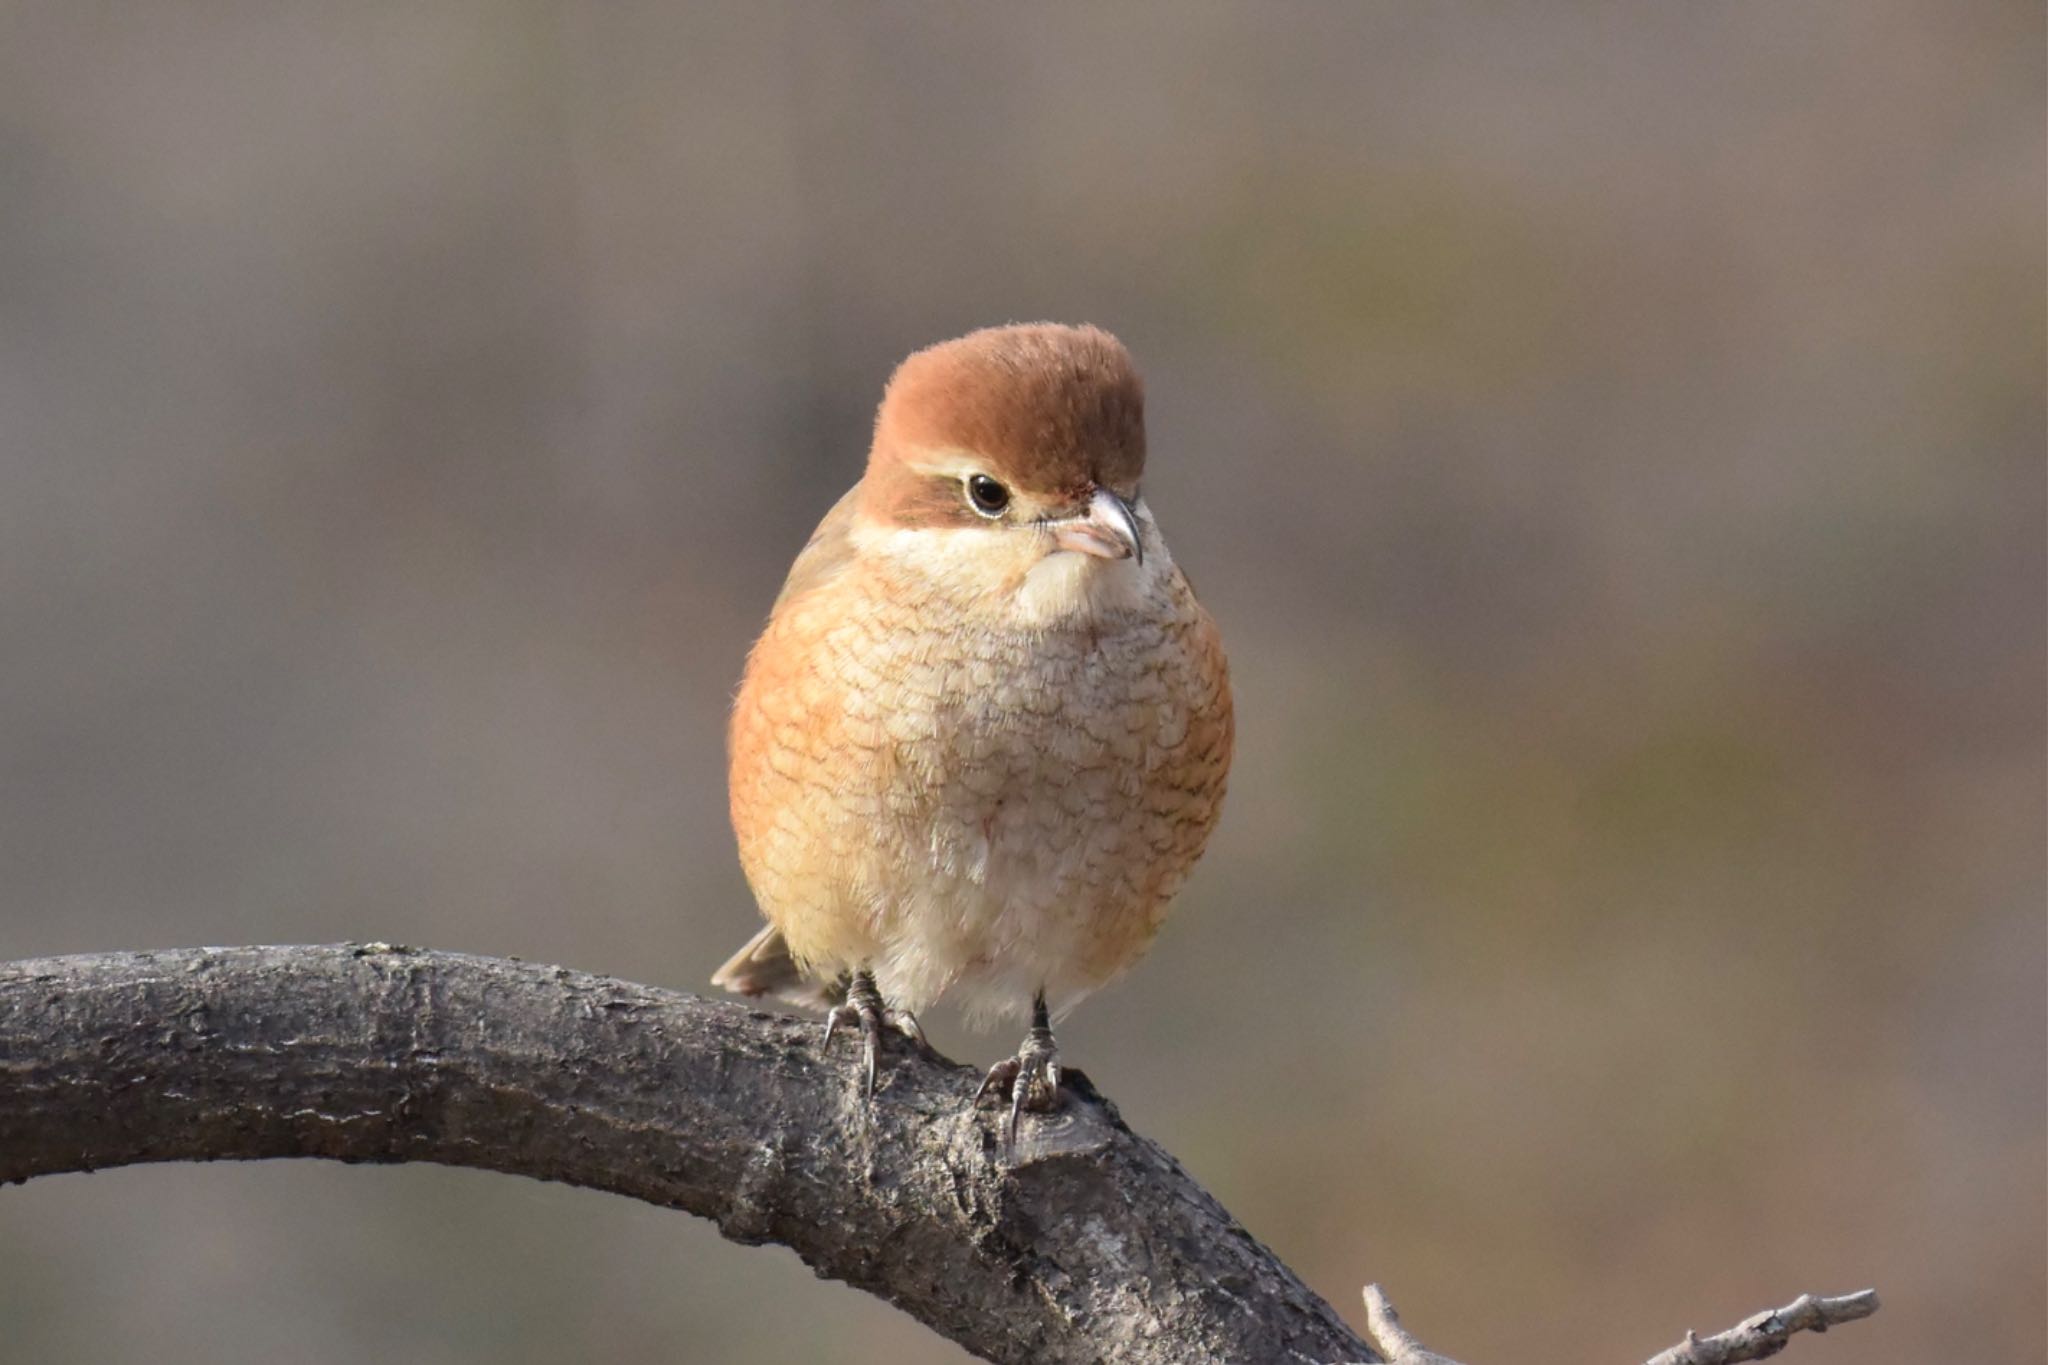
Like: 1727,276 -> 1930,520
1,4 -> 2040,1362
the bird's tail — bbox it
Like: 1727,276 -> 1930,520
710,924 -> 840,1011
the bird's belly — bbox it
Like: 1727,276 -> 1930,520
865,634 -> 1205,1023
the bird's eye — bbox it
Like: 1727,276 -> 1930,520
965,474 -> 1011,517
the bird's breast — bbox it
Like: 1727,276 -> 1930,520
894,601 -> 1215,874
731,555 -> 1231,1015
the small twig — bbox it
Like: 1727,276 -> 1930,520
1359,1284 -> 1881,1365
1361,1284 -> 1461,1365
1643,1290 -> 1881,1365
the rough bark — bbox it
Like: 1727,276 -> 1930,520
0,944 -> 1375,1365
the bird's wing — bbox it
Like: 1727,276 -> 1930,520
771,483 -> 864,614
720,486 -> 864,1014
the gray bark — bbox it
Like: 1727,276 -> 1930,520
0,944 -> 1375,1365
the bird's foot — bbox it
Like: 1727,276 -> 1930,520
821,970 -> 890,1098
977,1018 -> 1062,1149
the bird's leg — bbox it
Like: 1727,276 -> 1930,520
977,991 -> 1063,1146
821,969 -> 888,1098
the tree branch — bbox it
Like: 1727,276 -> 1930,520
1359,1284 -> 1881,1365
1642,1290 -> 1882,1365
0,945 -> 1885,1365
0,944 -> 1374,1365
1360,1285 -> 1465,1365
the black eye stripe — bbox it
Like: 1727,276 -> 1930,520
965,474 -> 1011,517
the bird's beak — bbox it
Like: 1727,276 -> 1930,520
1051,487 -> 1143,565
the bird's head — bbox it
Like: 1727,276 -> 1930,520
853,323 -> 1165,624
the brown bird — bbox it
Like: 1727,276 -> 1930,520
713,323 -> 1232,1139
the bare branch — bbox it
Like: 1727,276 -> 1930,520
1361,1285 -> 1464,1365
1359,1285 -> 1880,1365
0,943 -> 1885,1365
1643,1290 -> 1881,1365
0,944 -> 1374,1365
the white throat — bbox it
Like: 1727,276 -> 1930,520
849,501 -> 1175,631
1012,543 -> 1165,627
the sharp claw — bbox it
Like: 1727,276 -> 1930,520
1006,1074 -> 1027,1149
979,1013 -> 1063,1152
822,971 -> 891,1101
977,1057 -> 1019,1103
890,1010 -> 927,1046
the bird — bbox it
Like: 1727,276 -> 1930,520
712,322 -> 1233,1142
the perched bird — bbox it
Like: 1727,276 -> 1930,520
713,322 -> 1233,1139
